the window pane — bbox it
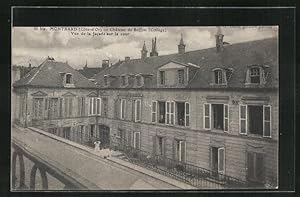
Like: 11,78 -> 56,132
186,116 -> 189,127
240,106 -> 246,119
93,98 -> 97,114
241,120 -> 246,134
224,119 -> 228,131
204,104 -> 209,116
205,117 -> 210,128
264,106 -> 270,121
185,103 -> 189,114
152,113 -> 156,122
152,102 -> 156,112
218,148 -> 224,172
264,122 -> 271,137
97,99 -> 100,114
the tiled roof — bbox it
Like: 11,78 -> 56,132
77,67 -> 102,79
92,38 -> 278,89
13,59 -> 97,88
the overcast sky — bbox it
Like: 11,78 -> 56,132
12,26 -> 278,69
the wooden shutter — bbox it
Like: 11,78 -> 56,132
239,105 -> 247,134
152,136 -> 157,156
132,100 -> 135,121
185,102 -> 190,127
114,99 -> 120,119
245,68 -> 250,83
44,98 -> 49,119
172,139 -> 176,160
180,141 -> 186,162
170,101 -> 175,125
218,147 -> 225,174
151,101 -> 157,123
203,103 -> 211,130
77,97 -> 81,117
163,137 -> 167,157
263,105 -> 271,137
69,98 -> 73,117
59,98 -> 63,118
224,104 -> 229,132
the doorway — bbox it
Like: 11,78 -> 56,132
98,125 -> 110,149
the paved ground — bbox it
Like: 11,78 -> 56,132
11,127 -> 179,190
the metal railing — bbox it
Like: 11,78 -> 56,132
11,140 -> 96,190
113,143 -> 248,189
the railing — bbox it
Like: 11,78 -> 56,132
11,140 -> 93,190
113,143 -> 248,189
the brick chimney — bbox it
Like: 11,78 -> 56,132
125,56 -> 130,62
102,60 -> 109,69
215,27 -> 224,52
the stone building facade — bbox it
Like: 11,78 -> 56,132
12,30 -> 278,188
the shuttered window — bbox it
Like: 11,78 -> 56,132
33,98 -> 44,119
133,132 -> 141,149
203,103 -> 211,130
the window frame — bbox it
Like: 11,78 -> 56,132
33,97 -> 44,119
151,101 -> 157,123
249,67 -> 261,84
239,104 -> 248,135
218,147 -> 225,174
133,131 -> 141,149
65,73 -> 73,84
223,104 -> 229,132
263,105 -> 272,138
134,99 -> 142,122
159,70 -> 165,85
185,102 -> 190,127
120,99 -> 126,120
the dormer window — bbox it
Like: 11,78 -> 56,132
66,74 -> 72,84
250,67 -> 260,84
104,75 -> 108,86
178,69 -> 184,84
121,76 -> 126,86
120,75 -> 128,87
136,75 -> 144,87
245,65 -> 268,85
159,71 -> 165,85
212,68 -> 227,85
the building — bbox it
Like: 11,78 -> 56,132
12,30 -> 278,188
77,60 -> 110,79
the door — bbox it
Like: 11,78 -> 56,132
98,125 -> 110,149
211,147 -> 219,177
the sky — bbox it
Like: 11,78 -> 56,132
12,26 -> 278,69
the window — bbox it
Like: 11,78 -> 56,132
136,75 -> 142,86
134,99 -> 141,122
66,74 -> 72,84
178,69 -> 184,84
247,152 -> 264,183
33,98 -> 44,119
78,97 -> 85,117
157,136 -> 164,156
151,101 -> 157,123
88,97 -> 101,116
166,101 -> 175,125
158,101 -> 165,123
203,103 -> 229,132
214,70 -> 225,84
175,102 -> 190,127
239,105 -> 271,137
159,71 -> 165,85
96,98 -> 101,115
102,97 -> 108,117
63,127 -> 71,140
133,132 -> 141,149
121,76 -> 126,86
64,97 -> 73,118
90,125 -> 95,137
120,99 -> 126,120
211,147 -> 225,175
175,140 -> 186,162
250,67 -> 260,84
104,75 -> 108,86
49,98 -> 59,119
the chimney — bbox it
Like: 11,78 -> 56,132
125,56 -> 130,62
215,27 -> 224,52
150,37 -> 158,57
178,33 -> 186,54
102,60 -> 109,69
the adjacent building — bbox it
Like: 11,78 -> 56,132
12,29 -> 278,188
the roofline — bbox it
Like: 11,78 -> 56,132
13,84 -> 98,89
